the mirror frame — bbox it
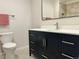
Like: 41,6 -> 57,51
41,0 -> 57,21
41,0 -> 79,21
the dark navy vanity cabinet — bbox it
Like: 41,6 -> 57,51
29,30 -> 79,59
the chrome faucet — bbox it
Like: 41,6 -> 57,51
54,22 -> 59,30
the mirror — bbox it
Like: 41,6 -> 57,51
42,0 -> 79,20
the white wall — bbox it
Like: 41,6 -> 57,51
31,0 -> 41,28
0,0 -> 31,48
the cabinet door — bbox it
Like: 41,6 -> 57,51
29,31 -> 47,57
46,33 -> 62,59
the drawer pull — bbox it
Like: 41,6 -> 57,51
31,48 -> 35,51
62,53 -> 73,59
62,41 -> 75,45
31,41 -> 35,44
43,39 -> 46,47
41,55 -> 48,59
30,34 -> 35,37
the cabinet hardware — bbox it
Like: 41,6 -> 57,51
43,39 -> 45,47
30,34 -> 34,37
31,41 -> 35,44
43,39 -> 46,47
44,39 -> 46,47
31,48 -> 35,51
62,41 -> 75,45
41,55 -> 48,59
62,53 -> 73,59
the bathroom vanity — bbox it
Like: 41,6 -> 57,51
29,29 -> 79,59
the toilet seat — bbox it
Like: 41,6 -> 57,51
3,43 -> 16,49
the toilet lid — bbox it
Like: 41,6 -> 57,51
3,43 -> 16,48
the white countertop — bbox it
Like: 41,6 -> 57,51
29,28 -> 79,35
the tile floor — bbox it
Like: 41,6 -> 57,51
0,47 -> 36,59
16,47 -> 36,59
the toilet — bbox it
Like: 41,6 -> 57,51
3,43 -> 16,59
0,32 -> 16,59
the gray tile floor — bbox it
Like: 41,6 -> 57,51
0,48 -> 36,59
16,48 -> 36,59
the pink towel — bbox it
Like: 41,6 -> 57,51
0,14 -> 9,25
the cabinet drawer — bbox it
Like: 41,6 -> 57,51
30,41 -> 43,47
29,31 -> 46,47
31,48 -> 48,59
31,48 -> 44,55
62,43 -> 79,57
62,34 -> 79,45
29,31 -> 45,37
37,54 -> 48,59
31,44 -> 44,52
61,53 -> 74,59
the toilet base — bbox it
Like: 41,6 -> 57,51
2,42 -> 16,59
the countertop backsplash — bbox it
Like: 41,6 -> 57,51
41,24 -> 79,30
60,25 -> 79,30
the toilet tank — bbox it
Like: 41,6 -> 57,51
0,32 -> 13,44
